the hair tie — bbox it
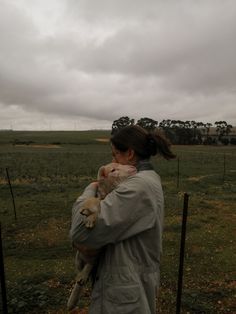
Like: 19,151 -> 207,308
146,133 -> 154,144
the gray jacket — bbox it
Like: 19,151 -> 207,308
70,166 -> 164,314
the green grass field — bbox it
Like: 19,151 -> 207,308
0,131 -> 235,313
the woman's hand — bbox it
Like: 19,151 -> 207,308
91,181 -> 98,188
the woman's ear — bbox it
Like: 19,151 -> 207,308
127,148 -> 135,162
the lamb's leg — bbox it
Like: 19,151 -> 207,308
75,251 -> 83,272
67,282 -> 83,311
67,263 -> 94,311
75,263 -> 94,285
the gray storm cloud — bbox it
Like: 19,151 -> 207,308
0,0 -> 235,130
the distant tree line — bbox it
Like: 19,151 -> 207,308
111,116 -> 235,145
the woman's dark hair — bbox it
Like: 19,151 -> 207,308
110,125 -> 176,160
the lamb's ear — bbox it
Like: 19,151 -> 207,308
97,166 -> 106,180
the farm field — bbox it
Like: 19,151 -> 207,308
0,130 -> 236,313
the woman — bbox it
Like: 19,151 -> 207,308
70,125 -> 176,314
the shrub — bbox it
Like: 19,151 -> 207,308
230,137 -> 236,145
220,138 -> 229,145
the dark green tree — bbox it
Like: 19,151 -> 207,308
159,119 -> 204,144
136,117 -> 158,131
225,123 -> 233,136
215,121 -> 233,141
111,116 -> 135,134
159,119 -> 176,143
205,122 -> 212,139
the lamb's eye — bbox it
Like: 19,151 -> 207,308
111,168 -> 116,172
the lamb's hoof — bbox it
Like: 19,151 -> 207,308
76,273 -> 87,285
77,278 -> 85,285
85,220 -> 95,228
67,282 -> 83,311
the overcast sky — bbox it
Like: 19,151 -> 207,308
0,0 -> 236,130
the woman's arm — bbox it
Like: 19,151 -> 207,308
70,182 -> 98,246
70,175 -> 162,249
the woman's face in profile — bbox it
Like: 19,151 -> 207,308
111,145 -> 129,165
111,145 -> 136,165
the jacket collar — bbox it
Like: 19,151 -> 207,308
136,159 -> 154,172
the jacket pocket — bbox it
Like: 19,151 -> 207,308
103,278 -> 141,314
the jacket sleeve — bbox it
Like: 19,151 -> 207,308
70,176 -> 157,249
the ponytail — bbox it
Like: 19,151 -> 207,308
148,130 -> 176,160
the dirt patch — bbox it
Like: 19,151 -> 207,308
205,199 -> 236,220
95,138 -> 109,143
0,177 -> 35,185
16,218 -> 70,248
15,144 -> 61,148
188,175 -> 208,181
187,174 -> 216,181
205,199 -> 229,208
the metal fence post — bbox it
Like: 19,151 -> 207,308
177,157 -> 180,189
0,223 -> 8,314
6,168 -> 17,220
223,153 -> 226,182
176,193 -> 189,314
